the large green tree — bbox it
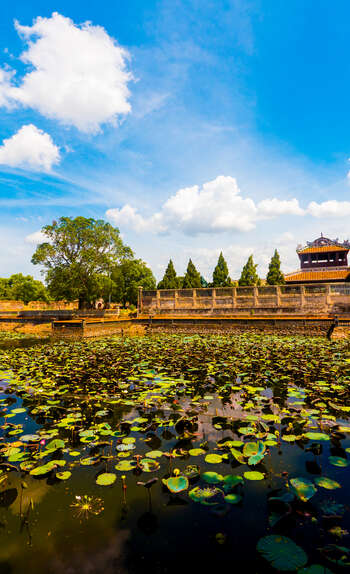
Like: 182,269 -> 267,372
182,259 -> 201,288
238,255 -> 260,286
266,250 -> 285,285
0,274 -> 49,304
111,258 -> 156,306
157,260 -> 178,289
212,252 -> 231,287
31,216 -> 132,308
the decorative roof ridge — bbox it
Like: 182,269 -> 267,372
296,234 -> 350,253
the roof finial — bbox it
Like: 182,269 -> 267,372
321,232 -> 323,237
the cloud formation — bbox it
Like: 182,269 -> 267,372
0,13 -> 132,133
0,124 -> 60,171
25,230 -> 48,244
107,175 -> 305,235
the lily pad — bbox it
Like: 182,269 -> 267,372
314,477 -> 341,490
163,475 -> 189,493
205,454 -> 223,464
290,477 -> 317,502
257,535 -> 307,571
96,473 -> 117,486
328,456 -> 349,468
244,471 -> 264,481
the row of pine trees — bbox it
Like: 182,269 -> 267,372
157,250 -> 285,289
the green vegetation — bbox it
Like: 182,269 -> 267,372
0,273 -> 49,304
110,258 -> 156,306
0,335 -> 350,574
238,254 -> 260,286
212,252 -> 231,286
182,259 -> 201,288
0,333 -> 349,571
32,216 -> 132,308
266,249 -> 285,285
157,259 -> 178,289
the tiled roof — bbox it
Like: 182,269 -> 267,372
297,245 -> 349,254
285,269 -> 350,282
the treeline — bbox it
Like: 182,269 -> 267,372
157,250 -> 284,289
0,274 -> 49,305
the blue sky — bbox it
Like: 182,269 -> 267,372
1,0 -> 350,281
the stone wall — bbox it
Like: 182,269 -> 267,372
139,283 -> 350,317
0,300 -> 77,311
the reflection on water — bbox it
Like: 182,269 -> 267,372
0,334 -> 349,573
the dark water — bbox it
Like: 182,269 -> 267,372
0,336 -> 349,574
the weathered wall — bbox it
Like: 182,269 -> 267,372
0,300 -> 77,311
139,284 -> 350,317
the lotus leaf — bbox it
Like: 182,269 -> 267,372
139,458 -> 160,472
188,448 -> 206,456
328,456 -> 349,467
290,477 -> 317,502
115,460 -> 137,471
224,493 -> 242,504
205,454 -> 223,464
314,477 -> 341,490
202,471 -> 223,484
304,432 -> 330,441
56,471 -> 71,480
96,473 -> 117,486
257,535 -> 307,571
244,471 -> 264,481
163,475 -> 189,493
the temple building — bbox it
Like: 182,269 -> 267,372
285,235 -> 350,284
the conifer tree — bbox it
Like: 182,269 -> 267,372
200,275 -> 208,287
157,259 -> 178,289
182,259 -> 202,288
238,255 -> 260,286
212,252 -> 231,287
266,250 -> 285,285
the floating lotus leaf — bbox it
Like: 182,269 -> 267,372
328,456 -> 349,468
257,535 -> 307,571
298,565 -> 334,574
230,448 -> 245,464
282,435 -> 297,442
205,454 -> 223,464
139,458 -> 160,472
188,486 -> 222,503
46,439 -> 65,450
224,493 -> 242,504
96,473 -> 117,486
304,432 -> 330,441
56,471 -> 71,480
319,500 -> 345,516
202,471 -> 223,484
188,448 -> 206,456
122,437 -> 136,444
244,471 -> 264,481
314,477 -> 341,490
243,441 -> 265,458
163,475 -> 189,493
80,456 -> 100,466
290,477 -> 317,502
145,450 -> 163,459
115,460 -> 137,471
222,475 -> 244,492
11,408 -> 26,414
20,434 -> 40,443
320,544 -> 350,568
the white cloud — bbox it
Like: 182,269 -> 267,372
106,175 -> 304,235
0,124 -> 60,171
106,205 -> 167,233
257,197 -> 304,217
25,230 -> 48,244
1,12 -> 131,133
307,200 -> 350,218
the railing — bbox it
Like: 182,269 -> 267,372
138,283 -> 350,316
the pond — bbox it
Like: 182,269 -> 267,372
0,334 -> 349,574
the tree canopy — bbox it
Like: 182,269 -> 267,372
238,255 -> 260,286
266,250 -> 285,285
157,260 -> 178,289
183,259 -> 202,288
31,216 -> 132,308
0,274 -> 49,305
212,252 -> 231,287
111,258 -> 156,306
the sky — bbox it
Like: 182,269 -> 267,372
1,0 -> 350,282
